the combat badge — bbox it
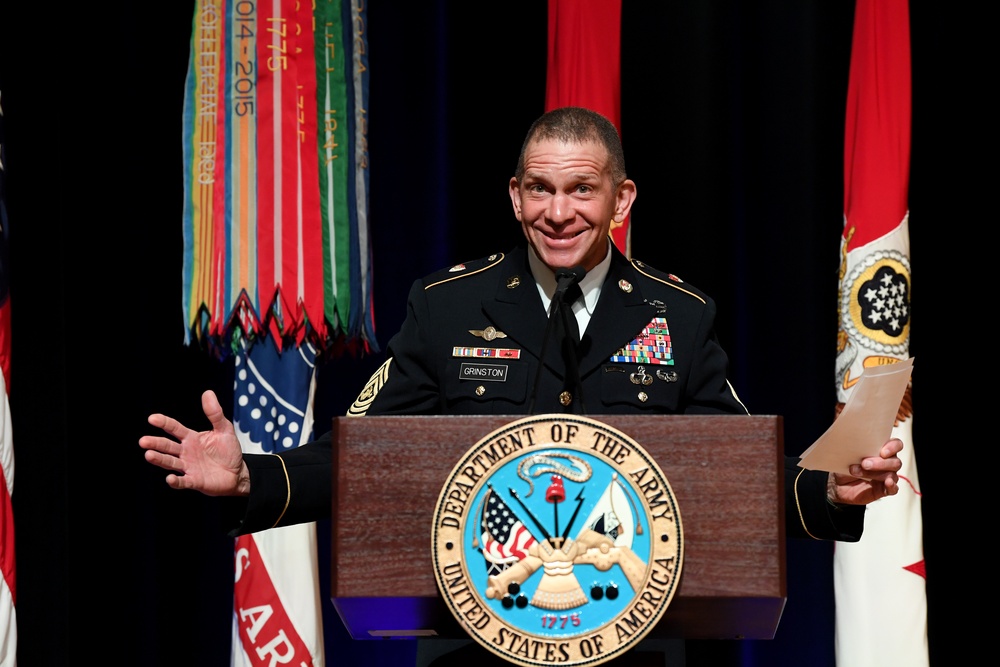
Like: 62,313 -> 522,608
432,414 -> 683,667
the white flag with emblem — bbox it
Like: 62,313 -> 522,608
833,1 -> 927,665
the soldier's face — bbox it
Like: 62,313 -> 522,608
510,138 -> 635,273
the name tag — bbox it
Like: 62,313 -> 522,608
459,363 -> 508,382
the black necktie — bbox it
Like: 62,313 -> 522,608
528,268 -> 587,415
560,283 -> 583,344
558,282 -> 584,412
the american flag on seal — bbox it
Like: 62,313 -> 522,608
478,487 -> 538,577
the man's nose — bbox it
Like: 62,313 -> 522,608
546,192 -> 574,224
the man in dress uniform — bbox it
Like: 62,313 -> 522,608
140,107 -> 903,664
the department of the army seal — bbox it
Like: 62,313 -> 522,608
432,414 -> 683,667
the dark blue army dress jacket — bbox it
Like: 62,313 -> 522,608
235,243 -> 865,541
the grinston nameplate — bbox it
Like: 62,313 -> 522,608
431,414 -> 684,666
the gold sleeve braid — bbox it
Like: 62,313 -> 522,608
346,358 -> 392,417
269,454 -> 291,529
793,467 -> 820,540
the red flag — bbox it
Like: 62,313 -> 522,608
544,0 -> 629,257
833,1 -> 926,665
0,85 -> 17,663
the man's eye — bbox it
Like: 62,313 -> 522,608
575,185 -> 592,194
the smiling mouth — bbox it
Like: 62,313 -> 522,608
542,228 -> 586,241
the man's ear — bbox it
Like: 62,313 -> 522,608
614,179 -> 637,221
508,177 -> 523,221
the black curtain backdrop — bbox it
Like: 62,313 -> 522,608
0,1 -> 983,665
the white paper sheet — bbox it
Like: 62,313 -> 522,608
798,357 -> 913,474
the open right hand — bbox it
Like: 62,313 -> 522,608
139,389 -> 250,497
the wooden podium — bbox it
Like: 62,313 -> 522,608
329,414 -> 786,642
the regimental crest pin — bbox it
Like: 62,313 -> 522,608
432,415 -> 684,667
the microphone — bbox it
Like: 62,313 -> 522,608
552,266 -> 587,306
527,266 -> 587,415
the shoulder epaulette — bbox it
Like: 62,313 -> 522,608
425,252 -> 506,290
630,258 -> 706,304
